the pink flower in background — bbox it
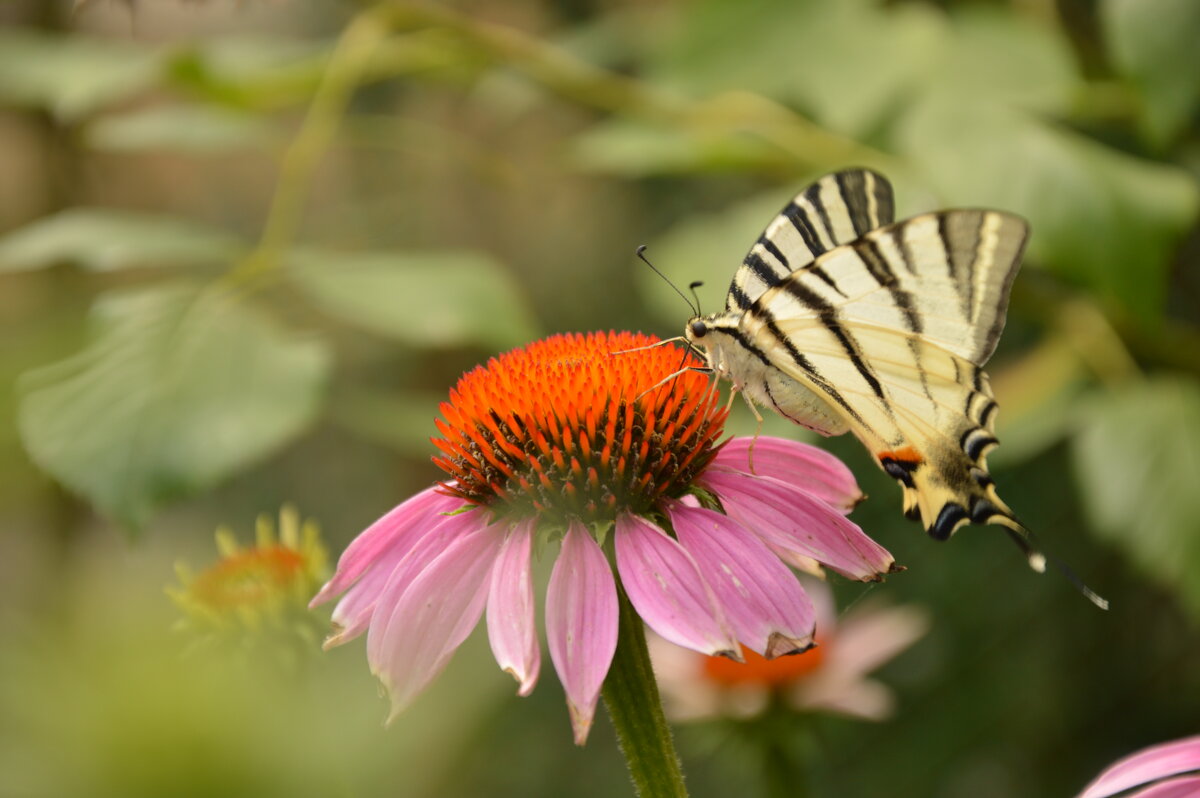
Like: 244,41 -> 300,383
311,331 -> 897,744
650,575 -> 928,722
1077,735 -> 1200,798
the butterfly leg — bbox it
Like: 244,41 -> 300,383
737,390 -> 766,475
610,337 -> 689,355
634,365 -> 714,401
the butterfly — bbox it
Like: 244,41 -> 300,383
683,169 -> 1059,574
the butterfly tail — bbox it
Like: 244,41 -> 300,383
885,454 -> 1109,609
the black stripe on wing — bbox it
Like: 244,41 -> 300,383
725,168 -> 896,311
776,279 -> 889,406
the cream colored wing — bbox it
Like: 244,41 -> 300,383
742,310 -> 1017,541
726,169 -> 895,312
738,209 -> 1030,540
767,210 -> 1028,365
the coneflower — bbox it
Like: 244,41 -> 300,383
311,331 -> 897,745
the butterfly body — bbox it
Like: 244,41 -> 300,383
685,169 -> 1033,545
688,313 -> 851,437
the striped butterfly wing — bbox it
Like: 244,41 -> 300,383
744,209 -> 1030,541
726,169 -> 895,312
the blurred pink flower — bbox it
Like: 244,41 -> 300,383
649,575 -> 928,722
1078,736 -> 1200,798
311,332 -> 897,744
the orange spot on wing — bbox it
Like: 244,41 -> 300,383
878,446 -> 923,465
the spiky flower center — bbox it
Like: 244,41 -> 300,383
432,331 -> 727,524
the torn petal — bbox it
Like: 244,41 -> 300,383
366,520 -> 503,719
668,502 -> 815,658
700,468 -> 894,581
487,519 -> 541,696
312,486 -> 461,606
614,513 -> 740,659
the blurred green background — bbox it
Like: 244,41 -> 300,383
1,0 -> 1198,796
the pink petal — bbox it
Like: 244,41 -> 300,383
363,509 -> 490,666
1127,776 -> 1200,798
826,603 -> 929,678
326,505 -> 478,648
311,486 -> 461,606
791,675 -> 895,721
614,513 -> 740,660
546,522 -> 618,746
700,468 -> 895,581
487,519 -> 541,697
1079,736 -> 1200,798
713,436 -> 864,513
325,561 -> 396,648
366,520 -> 503,719
668,502 -> 815,658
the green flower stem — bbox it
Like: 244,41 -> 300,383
227,6 -> 389,289
756,704 -> 813,798
602,585 -> 689,798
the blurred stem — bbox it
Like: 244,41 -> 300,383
602,584 -> 689,798
226,6 -> 388,288
1055,299 -> 1143,386
757,702 -> 813,798
376,2 -> 896,174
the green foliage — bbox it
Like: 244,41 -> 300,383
87,105 -> 275,153
1071,377 -> 1200,618
287,248 -> 539,348
3,1 -> 1200,795
17,285 -> 329,530
896,96 -> 1198,320
166,36 -> 334,109
1102,0 -> 1200,147
0,30 -> 164,121
0,209 -> 246,272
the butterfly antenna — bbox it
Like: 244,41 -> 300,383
1000,520 -> 1109,610
637,245 -> 699,316
688,281 -> 704,316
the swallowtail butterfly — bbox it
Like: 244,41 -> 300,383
685,169 -> 1058,575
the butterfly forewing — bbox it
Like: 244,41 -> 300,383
726,169 -> 896,312
762,210 -> 1029,364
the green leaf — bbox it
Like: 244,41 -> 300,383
86,105 -> 275,153
0,30 -> 164,121
895,96 -> 1199,320
166,36 -> 332,109
1070,377 -> 1200,618
287,248 -> 539,348
0,209 -> 246,273
921,9 -> 1079,114
1102,0 -> 1200,147
986,337 -> 1090,467
17,285 -> 330,530
651,0 -> 1076,139
651,0 -> 944,138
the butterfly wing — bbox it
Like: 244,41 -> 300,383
726,169 -> 895,312
741,209 -> 1029,540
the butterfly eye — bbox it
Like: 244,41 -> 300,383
689,320 -> 708,338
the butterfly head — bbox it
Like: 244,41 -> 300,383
685,317 -> 710,343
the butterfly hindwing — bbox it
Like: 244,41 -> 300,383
731,207 -> 1028,539
726,169 -> 896,312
